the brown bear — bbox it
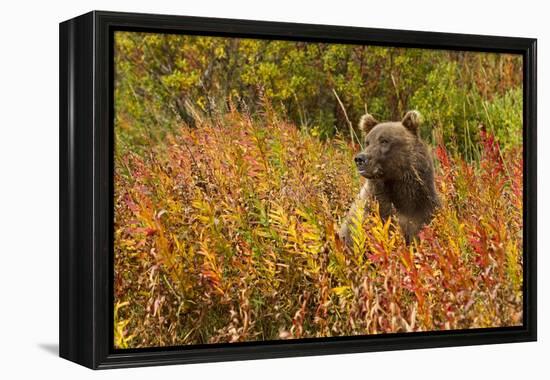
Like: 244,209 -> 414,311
339,110 -> 440,245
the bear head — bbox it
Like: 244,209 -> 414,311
354,110 -> 422,180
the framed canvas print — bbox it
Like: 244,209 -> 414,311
59,11 -> 537,369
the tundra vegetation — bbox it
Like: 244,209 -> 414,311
113,32 -> 523,348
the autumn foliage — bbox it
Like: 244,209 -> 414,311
114,108 -> 523,348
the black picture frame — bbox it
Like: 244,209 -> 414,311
59,10 -> 537,370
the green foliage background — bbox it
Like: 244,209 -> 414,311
114,31 -> 522,159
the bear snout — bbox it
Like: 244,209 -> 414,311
355,152 -> 382,179
354,153 -> 369,166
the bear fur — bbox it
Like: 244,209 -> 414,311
339,110 -> 440,245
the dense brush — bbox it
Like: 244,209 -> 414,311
114,110 -> 522,348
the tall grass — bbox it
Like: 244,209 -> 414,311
114,109 -> 522,348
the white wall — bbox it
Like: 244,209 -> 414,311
0,0 -> 546,378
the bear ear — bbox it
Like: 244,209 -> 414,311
358,113 -> 379,135
402,110 -> 422,135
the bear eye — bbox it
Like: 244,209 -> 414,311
380,138 -> 389,144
